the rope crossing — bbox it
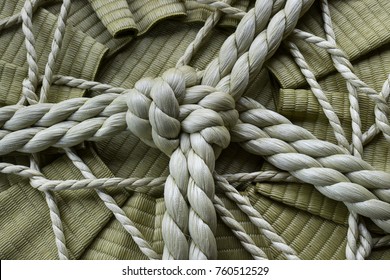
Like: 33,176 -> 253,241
1,0 -> 390,260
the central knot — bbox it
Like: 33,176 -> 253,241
126,66 -> 238,156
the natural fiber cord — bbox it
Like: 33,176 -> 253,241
0,0 -> 389,260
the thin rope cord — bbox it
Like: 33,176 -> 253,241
0,162 -> 299,190
361,74 -> 390,145
39,0 -> 71,103
214,173 -> 300,260
197,0 -> 246,19
290,29 -> 390,145
0,0 -> 48,31
63,148 -> 161,260
212,195 -> 269,259
176,0 -> 233,67
286,41 -> 350,152
29,155 -> 69,260
319,0 -> 369,260
20,0 -> 39,105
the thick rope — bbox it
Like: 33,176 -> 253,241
202,0 -> 314,99
232,98 -> 390,233
162,134 -> 191,259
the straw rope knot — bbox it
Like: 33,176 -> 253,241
126,65 -> 240,260
126,65 -> 239,155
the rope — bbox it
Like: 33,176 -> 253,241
20,0 -> 39,105
212,195 -> 269,259
63,148 -> 161,260
214,174 -> 300,259
39,0 -> 71,103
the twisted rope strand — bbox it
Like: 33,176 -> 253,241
39,0 -> 71,103
20,0 -> 69,259
63,148 -> 161,260
361,74 -> 390,145
286,41 -> 350,152
320,0 -> 371,260
162,135 -> 190,259
0,163 -> 296,192
232,98 -> 390,233
30,155 -> 69,260
20,0 -> 39,105
197,0 -> 246,19
213,195 -> 269,259
215,173 -> 300,259
373,235 -> 390,248
0,0 -> 48,31
204,0 -> 315,100
291,29 -> 390,144
176,0 -> 234,67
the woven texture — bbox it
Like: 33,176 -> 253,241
0,0 -> 390,260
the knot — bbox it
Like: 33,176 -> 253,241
22,78 -> 38,105
126,66 -> 239,156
